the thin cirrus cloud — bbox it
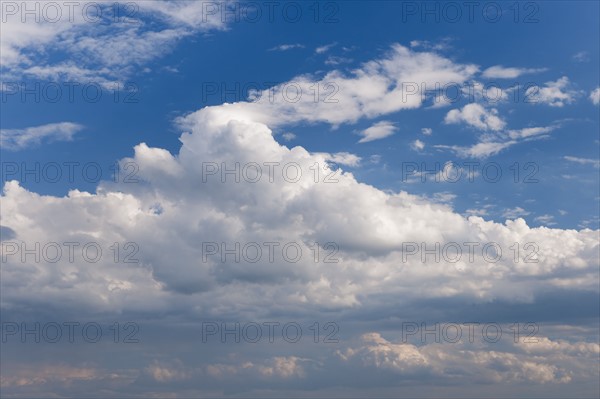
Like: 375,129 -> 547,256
0,122 -> 84,150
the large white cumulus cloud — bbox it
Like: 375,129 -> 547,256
2,94 -> 598,318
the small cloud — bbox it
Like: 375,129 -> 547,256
564,156 -> 600,168
411,139 -> 425,151
316,152 -> 362,167
465,208 -> 489,217
369,154 -> 382,164
268,44 -> 305,52
572,51 -> 590,62
421,127 -> 432,136
358,121 -> 397,143
315,42 -> 337,54
589,87 -> 600,106
409,38 -> 452,51
482,65 -> 547,79
444,103 -> 506,131
534,214 -> 556,226
325,56 -> 352,66
281,132 -> 296,141
525,76 -> 579,107
502,207 -> 530,219
1,122 -> 84,151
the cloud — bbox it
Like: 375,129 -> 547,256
525,77 -> 579,107
1,1 -> 229,84
315,42 -> 337,54
564,156 -> 600,168
0,122 -> 84,150
239,44 -> 477,128
2,44 -> 599,396
590,87 -> 600,105
411,139 -> 425,151
268,44 -> 305,51
444,103 -> 506,131
502,207 -> 530,219
281,132 -> 296,141
314,152 -> 362,167
338,333 -> 598,384
534,214 -> 556,226
572,51 -> 590,62
436,122 -> 558,159
421,127 -> 432,136
358,121 -> 397,143
482,65 -> 547,79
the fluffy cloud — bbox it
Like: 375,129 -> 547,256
1,43 -> 598,396
358,121 -> 397,143
445,103 -> 506,131
525,77 -> 579,107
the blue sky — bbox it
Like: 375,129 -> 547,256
1,1 -> 599,397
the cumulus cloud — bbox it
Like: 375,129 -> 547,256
1,44 -> 599,396
0,122 -> 84,150
525,77 -> 579,107
358,121 -> 397,143
444,103 -> 506,131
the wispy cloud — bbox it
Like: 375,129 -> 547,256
1,122 -> 84,150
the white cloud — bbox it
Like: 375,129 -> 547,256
564,156 -> 600,168
281,132 -> 296,141
436,124 -> 558,159
589,87 -> 600,105
314,152 -> 361,167
535,214 -> 556,226
572,51 -> 590,62
411,139 -> 425,151
339,333 -> 598,384
358,121 -> 397,143
482,65 -> 546,79
1,1 -> 229,83
525,77 -> 579,107
502,207 -> 530,219
268,44 -> 305,51
444,103 -> 506,131
315,42 -> 337,54
1,47 -> 599,383
421,127 -> 432,135
0,122 -> 84,150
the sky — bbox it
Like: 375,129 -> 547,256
0,1 -> 599,397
